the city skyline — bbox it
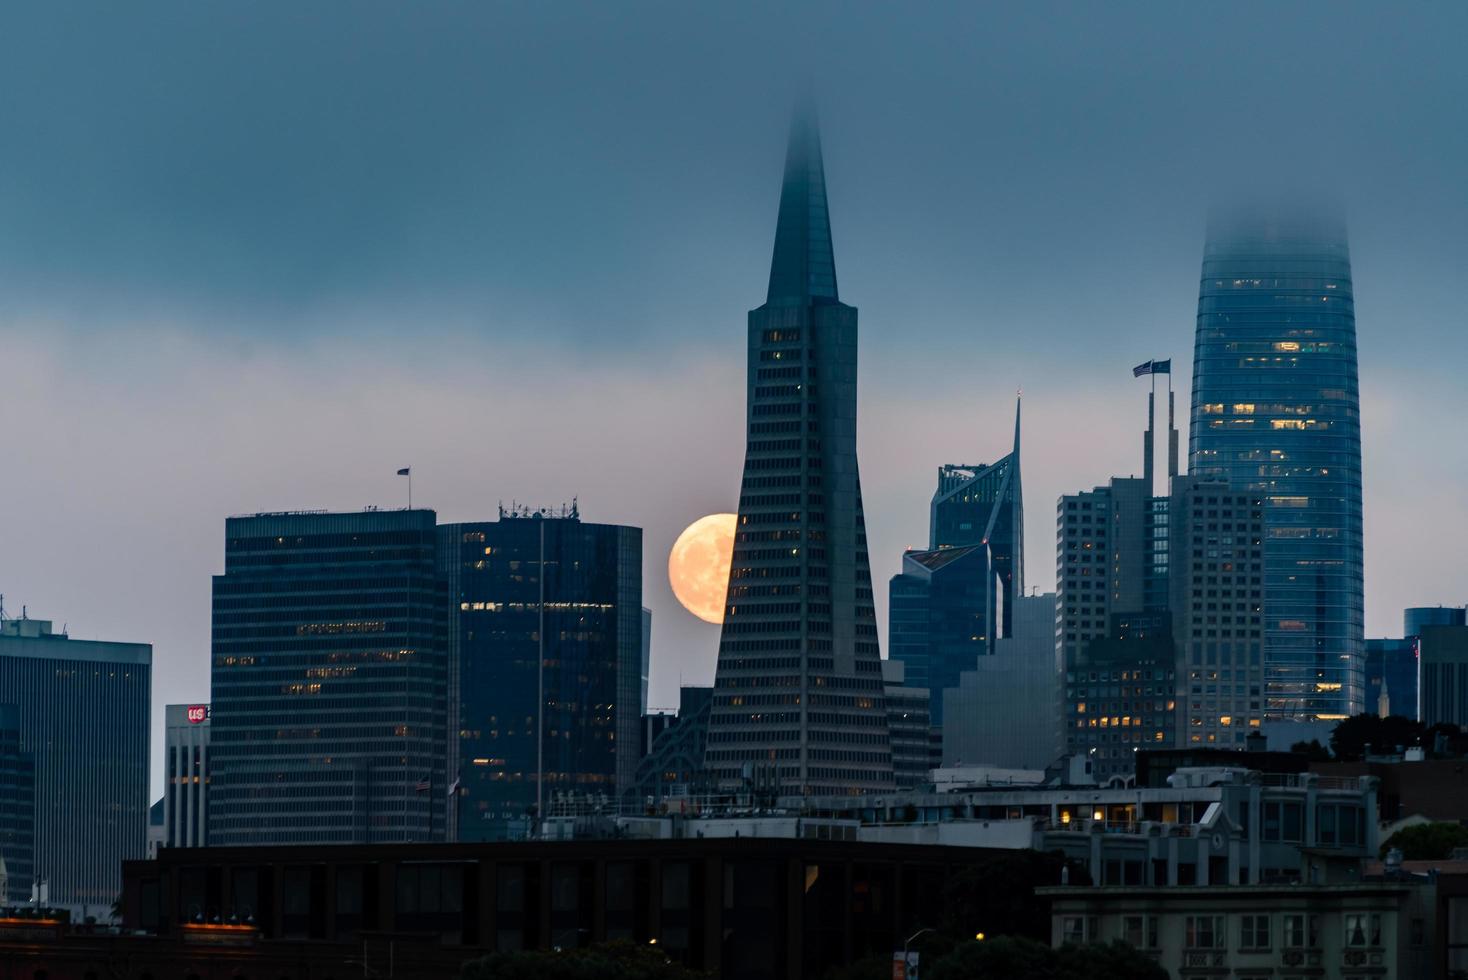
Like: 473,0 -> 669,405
2,4 -> 1467,796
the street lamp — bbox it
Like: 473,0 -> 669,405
900,927 -> 935,977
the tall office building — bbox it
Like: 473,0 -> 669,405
209,510 -> 448,846
0,616 -> 150,916
440,507 -> 642,840
0,704 -> 34,904
1405,606 -> 1467,637
703,111 -> 894,795
1365,608 -> 1466,721
1060,393 -> 1266,777
162,703 -> 210,849
1188,207 -> 1364,720
890,402 -> 1023,726
929,398 -> 1024,629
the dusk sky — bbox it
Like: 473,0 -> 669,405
2,3 -> 1465,796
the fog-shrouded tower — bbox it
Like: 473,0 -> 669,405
703,110 -> 894,796
1188,205 -> 1364,721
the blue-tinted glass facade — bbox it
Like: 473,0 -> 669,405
209,510 -> 448,846
888,544 -> 993,727
1189,209 -> 1364,721
1405,606 -> 1466,638
1364,638 -> 1417,720
441,515 -> 641,840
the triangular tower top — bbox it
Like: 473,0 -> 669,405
766,107 -> 839,306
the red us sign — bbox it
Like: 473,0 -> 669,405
186,705 -> 209,724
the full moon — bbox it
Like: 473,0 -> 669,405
668,513 -> 737,624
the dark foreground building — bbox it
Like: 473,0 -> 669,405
106,838 -> 1001,980
439,508 -> 642,841
705,109 -> 894,795
1188,206 -> 1364,721
209,510 -> 449,846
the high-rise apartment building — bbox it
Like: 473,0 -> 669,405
439,508 -> 641,840
1188,207 -> 1364,721
0,615 -> 150,917
209,510 -> 448,846
0,704 -> 34,905
704,111 -> 894,795
163,703 -> 210,849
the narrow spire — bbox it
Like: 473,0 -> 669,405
766,105 -> 839,305
1012,390 -> 1022,461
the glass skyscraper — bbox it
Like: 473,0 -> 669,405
890,400 -> 1022,728
1188,207 -> 1364,721
209,510 -> 449,845
439,509 -> 641,840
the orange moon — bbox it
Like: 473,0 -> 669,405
668,513 -> 736,624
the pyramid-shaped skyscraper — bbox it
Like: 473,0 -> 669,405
703,110 -> 895,796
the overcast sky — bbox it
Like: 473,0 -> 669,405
2,3 -> 1465,797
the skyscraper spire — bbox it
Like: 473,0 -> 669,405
1012,391 -> 1022,461
766,106 -> 839,306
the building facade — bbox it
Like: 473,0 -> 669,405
0,704 -> 34,904
704,111 -> 894,795
1418,625 -> 1468,729
162,703 -> 210,850
881,660 -> 935,789
888,544 -> 994,727
890,403 -> 1023,731
1364,638 -> 1417,719
0,616 -> 151,917
1169,476 -> 1269,748
927,400 -> 1024,630
1042,882 -> 1433,980
439,510 -> 642,840
208,510 -> 448,846
942,592 -> 1059,770
1188,207 -> 1365,721
1059,396 -> 1266,779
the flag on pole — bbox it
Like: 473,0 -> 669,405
1133,359 -> 1172,378
415,775 -> 431,792
397,467 -> 411,476
447,777 -> 461,798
